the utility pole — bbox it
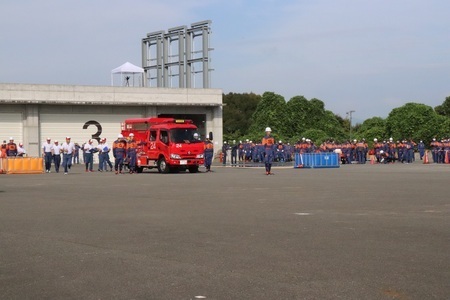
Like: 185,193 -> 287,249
347,110 -> 355,140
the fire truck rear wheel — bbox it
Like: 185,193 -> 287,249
157,157 -> 170,173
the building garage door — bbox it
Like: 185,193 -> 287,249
0,113 -> 23,143
40,113 -> 142,161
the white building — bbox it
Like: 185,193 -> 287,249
0,83 -> 223,157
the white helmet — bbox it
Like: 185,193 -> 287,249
118,134 -> 123,138
279,140 -> 282,144
374,138 -> 378,142
129,133 -> 134,137
193,133 -> 199,138
265,127 -> 272,132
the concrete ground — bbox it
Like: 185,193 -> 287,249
0,161 -> 449,299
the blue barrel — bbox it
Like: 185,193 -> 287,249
294,153 -> 340,168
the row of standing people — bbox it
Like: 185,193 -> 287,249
221,139 -> 294,166
1,138 -> 26,158
40,134 -> 138,174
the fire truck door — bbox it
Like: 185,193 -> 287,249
147,130 -> 158,159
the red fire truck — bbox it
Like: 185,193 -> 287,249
121,117 -> 205,173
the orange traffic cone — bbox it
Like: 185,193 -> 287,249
370,155 -> 375,165
445,151 -> 449,164
423,150 -> 429,164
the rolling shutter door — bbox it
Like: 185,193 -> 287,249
0,113 -> 23,143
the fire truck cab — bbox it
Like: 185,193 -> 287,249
121,117 -> 205,173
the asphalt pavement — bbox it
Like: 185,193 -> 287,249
0,161 -> 449,299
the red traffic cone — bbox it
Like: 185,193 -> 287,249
423,150 -> 429,164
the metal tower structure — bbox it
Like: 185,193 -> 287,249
142,20 -> 213,89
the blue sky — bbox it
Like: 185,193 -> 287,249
1,0 -> 449,123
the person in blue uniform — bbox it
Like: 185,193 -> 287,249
83,139 -> 97,172
262,127 -> 275,175
127,133 -> 137,174
6,137 -> 18,157
231,140 -> 238,166
417,140 -> 425,160
113,134 -> 127,174
222,141 -> 228,166
204,136 -> 214,172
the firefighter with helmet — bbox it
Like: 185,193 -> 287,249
262,127 -> 275,175
113,134 -> 127,174
127,133 -> 137,174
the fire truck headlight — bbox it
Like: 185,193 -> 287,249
196,154 -> 204,159
170,154 -> 181,159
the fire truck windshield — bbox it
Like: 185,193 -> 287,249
170,128 -> 202,143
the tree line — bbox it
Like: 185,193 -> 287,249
223,92 -> 450,146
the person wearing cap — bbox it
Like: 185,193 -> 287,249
126,133 -> 137,174
262,127 -> 275,175
230,140 -> 238,166
417,140 -> 425,160
83,139 -> 97,172
1,140 -> 7,158
52,140 -> 62,173
204,135 -> 214,172
42,138 -> 53,173
17,143 -> 26,157
73,143 -> 81,164
98,138 -> 113,172
113,134 -> 127,174
276,140 -> 285,162
97,138 -> 106,172
221,141 -> 229,166
61,137 -> 75,174
6,137 -> 18,157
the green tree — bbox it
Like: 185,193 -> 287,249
354,117 -> 386,143
223,92 -> 261,141
249,92 -> 288,137
300,129 -> 329,144
434,96 -> 450,117
286,96 -> 347,141
385,102 -> 440,143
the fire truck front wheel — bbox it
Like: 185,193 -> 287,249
157,157 -> 170,173
188,166 -> 199,173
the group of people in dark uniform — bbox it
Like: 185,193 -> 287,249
220,129 -> 450,172
221,136 -> 294,167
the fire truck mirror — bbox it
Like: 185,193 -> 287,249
208,132 -> 213,141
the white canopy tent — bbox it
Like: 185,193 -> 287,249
111,62 -> 144,87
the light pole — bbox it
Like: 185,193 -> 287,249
347,110 -> 355,140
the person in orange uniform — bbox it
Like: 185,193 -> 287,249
1,140 -> 7,158
262,127 -> 275,175
113,134 -> 127,174
204,136 -> 214,172
126,133 -> 137,174
7,137 -> 18,157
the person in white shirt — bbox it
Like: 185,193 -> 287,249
84,139 -> 97,172
97,138 -> 113,172
17,143 -> 26,157
61,137 -> 75,174
42,138 -> 53,173
102,138 -> 113,172
52,140 -> 62,173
